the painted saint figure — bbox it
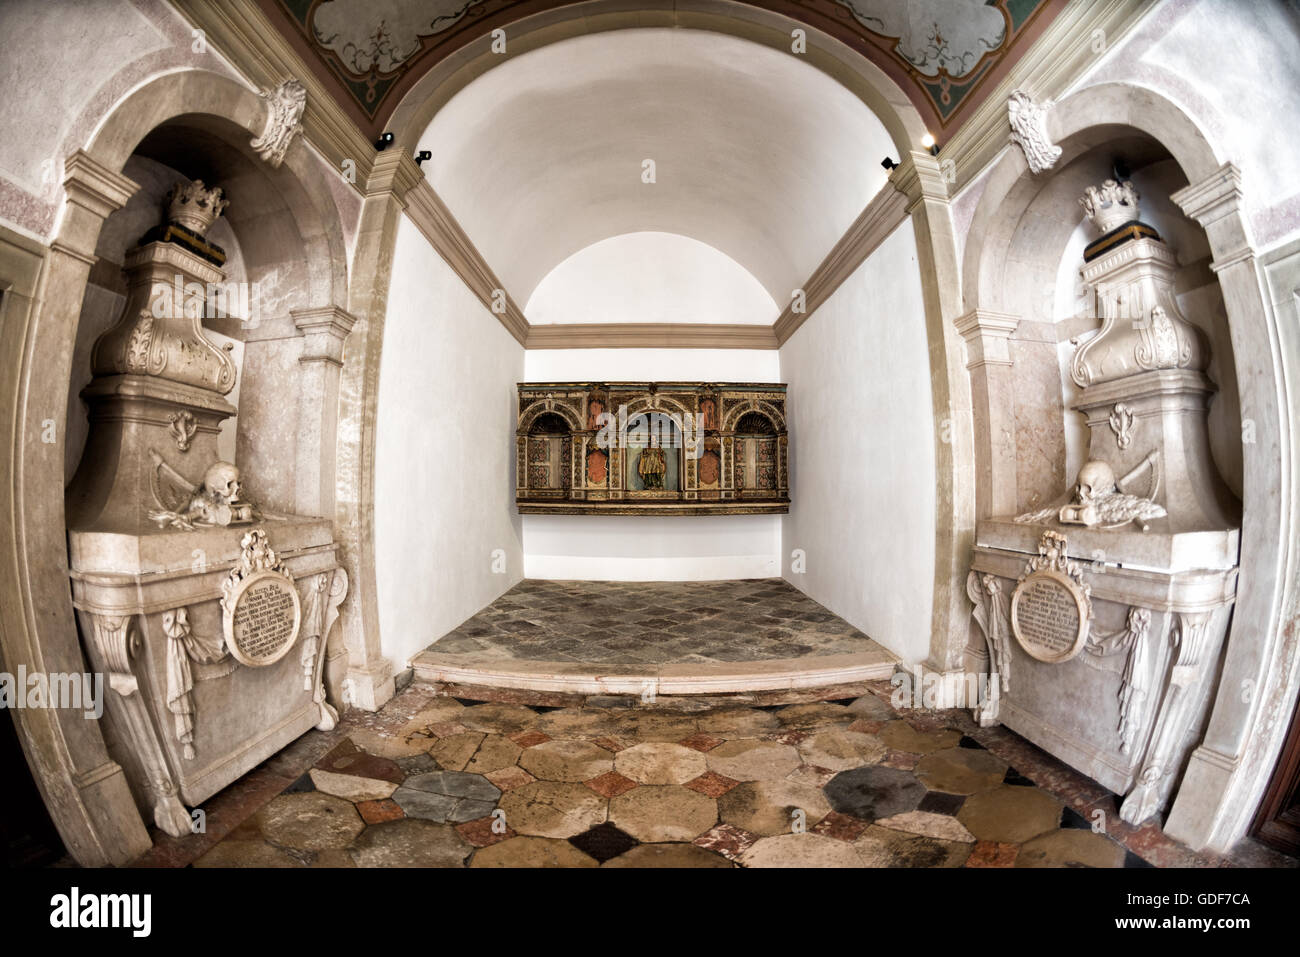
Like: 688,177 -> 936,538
637,444 -> 667,489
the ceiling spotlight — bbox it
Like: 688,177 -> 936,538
881,157 -> 897,170
1113,158 -> 1131,181
375,132 -> 394,151
921,132 -> 935,149
415,150 -> 432,166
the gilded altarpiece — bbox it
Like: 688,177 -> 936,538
516,383 -> 789,515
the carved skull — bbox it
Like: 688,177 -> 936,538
202,462 -> 241,503
1075,460 -> 1116,504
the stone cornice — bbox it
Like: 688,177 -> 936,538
891,150 -> 951,211
63,150 -> 139,220
1172,163 -> 1244,227
773,184 -> 909,345
526,323 -> 779,350
954,308 -> 1020,368
293,305 -> 357,365
365,148 -> 425,201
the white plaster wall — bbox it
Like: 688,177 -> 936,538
526,231 -> 778,325
779,219 -> 936,663
375,215 -> 525,663
522,347 -> 782,580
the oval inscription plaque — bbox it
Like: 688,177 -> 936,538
1010,570 -> 1089,664
223,569 -> 301,667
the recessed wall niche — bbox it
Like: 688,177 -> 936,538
516,382 -> 789,515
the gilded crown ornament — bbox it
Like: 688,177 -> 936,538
166,180 -> 228,238
1079,179 -> 1140,234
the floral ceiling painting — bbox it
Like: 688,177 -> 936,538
262,0 -> 1060,136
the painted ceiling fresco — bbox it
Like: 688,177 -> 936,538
261,0 -> 1061,137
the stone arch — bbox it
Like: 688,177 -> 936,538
1,68 -> 352,865
958,80 -> 1297,852
383,0 -> 929,160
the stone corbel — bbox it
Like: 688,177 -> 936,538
1120,610 -> 1215,825
1085,606 -> 1153,755
250,78 -> 307,168
1007,90 -> 1061,174
84,613 -> 191,838
966,571 -> 1011,726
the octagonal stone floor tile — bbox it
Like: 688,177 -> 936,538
738,833 -> 866,868
470,836 -> 600,868
254,792 -> 364,851
718,780 -> 833,837
308,769 -> 397,803
429,732 -> 487,771
854,825 -> 972,868
609,785 -> 719,843
876,721 -> 963,755
458,702 -> 541,734
705,739 -> 801,781
400,698 -> 468,732
823,766 -> 927,822
615,742 -> 708,785
602,843 -> 733,868
464,734 -> 523,774
775,702 -> 854,730
498,781 -> 608,838
874,810 -> 977,844
519,739 -> 615,782
349,819 -> 473,867
693,708 -> 781,736
348,726 -> 436,760
1016,829 -> 1126,868
797,729 -> 887,771
913,747 -> 1008,795
957,786 -> 1063,844
393,770 -> 502,823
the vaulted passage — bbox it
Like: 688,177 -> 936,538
2,0 -> 1299,887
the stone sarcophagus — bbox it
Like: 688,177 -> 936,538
516,382 -> 789,515
966,179 -> 1240,826
65,180 -> 346,838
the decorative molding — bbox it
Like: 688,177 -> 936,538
1171,162 -> 1244,227
161,606 -> 229,761
1007,89 -> 1061,174
528,323 -> 779,351
774,185 -> 909,344
250,78 -> 307,167
954,309 -> 1020,368
890,150 -> 951,210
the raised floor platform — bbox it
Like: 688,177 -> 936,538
412,578 -> 898,695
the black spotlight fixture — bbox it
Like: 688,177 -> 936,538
375,131 -> 394,151
1112,158 -> 1131,181
929,143 -> 941,156
922,133 -> 940,156
415,150 -> 432,166
881,157 -> 897,170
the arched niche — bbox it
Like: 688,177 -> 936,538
1,69 -> 352,866
959,81 -> 1297,853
